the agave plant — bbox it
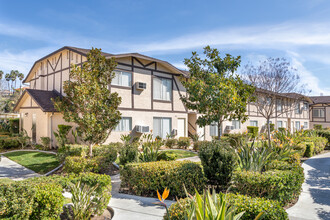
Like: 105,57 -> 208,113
184,188 -> 264,220
139,133 -> 162,162
236,141 -> 274,172
68,181 -> 107,220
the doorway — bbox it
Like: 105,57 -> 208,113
177,118 -> 186,137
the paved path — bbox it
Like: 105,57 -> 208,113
109,174 -> 174,220
287,152 -> 330,220
0,156 -> 40,180
176,155 -> 200,162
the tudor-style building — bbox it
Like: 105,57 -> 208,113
14,46 -> 312,146
309,96 -> 330,128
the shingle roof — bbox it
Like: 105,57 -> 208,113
310,96 -> 330,104
25,89 -> 62,112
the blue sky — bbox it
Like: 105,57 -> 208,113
0,0 -> 330,95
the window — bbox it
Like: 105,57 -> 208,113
277,121 -> 283,128
153,77 -> 172,101
312,109 -> 325,118
266,97 -> 271,105
250,120 -> 258,127
112,71 -> 132,87
153,117 -> 171,139
114,117 -> 132,132
232,120 -> 241,129
295,103 -> 301,114
295,121 -> 301,130
304,122 -> 308,129
210,122 -> 218,137
277,99 -> 282,112
303,102 -> 309,110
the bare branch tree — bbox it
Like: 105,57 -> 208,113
242,57 -> 310,145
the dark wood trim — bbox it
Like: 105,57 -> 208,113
20,106 -> 41,109
60,53 -> 62,94
118,107 -> 187,114
132,57 -> 156,69
117,61 -> 180,76
173,76 -> 188,112
153,99 -> 172,103
111,85 -> 132,90
171,75 -> 174,111
151,70 -> 154,110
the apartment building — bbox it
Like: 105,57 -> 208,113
14,46 -> 312,145
309,96 -> 330,128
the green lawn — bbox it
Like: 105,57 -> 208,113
162,149 -> 197,159
4,151 -> 60,174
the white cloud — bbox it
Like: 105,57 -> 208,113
127,22 -> 330,53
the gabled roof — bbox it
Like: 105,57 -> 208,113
14,89 -> 62,112
23,46 -> 188,83
310,96 -> 330,104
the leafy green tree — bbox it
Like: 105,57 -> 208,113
181,46 -> 255,139
53,48 -> 122,156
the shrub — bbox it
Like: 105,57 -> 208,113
57,144 -> 89,162
315,129 -> 330,145
166,193 -> 288,220
222,133 -> 247,148
0,136 -> 21,149
139,134 -> 162,162
247,126 -> 258,138
40,137 -> 51,150
119,144 -> 139,165
294,142 -> 307,156
64,156 -> 103,174
192,140 -> 209,151
157,151 -> 178,161
232,164 -> 304,205
165,138 -> 177,148
93,144 -> 117,163
314,124 -> 323,130
120,160 -> 205,198
199,141 -> 236,188
9,118 -> 19,134
54,124 -> 72,148
177,137 -> 190,149
269,123 -> 275,132
304,142 -> 314,157
0,180 -> 64,219
278,127 -> 286,133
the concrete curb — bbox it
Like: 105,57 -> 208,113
0,149 -> 57,155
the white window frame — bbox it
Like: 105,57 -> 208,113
114,117 -> 132,132
295,121 -> 301,130
303,102 -> 309,111
111,71 -> 132,87
312,109 -> 325,118
295,103 -> 301,114
277,121 -> 283,128
210,122 -> 219,137
304,122 -> 308,129
153,77 -> 172,101
277,99 -> 282,112
250,120 -> 258,127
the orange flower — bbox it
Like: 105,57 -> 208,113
157,187 -> 170,202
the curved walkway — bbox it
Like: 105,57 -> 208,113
0,156 -> 40,180
287,152 -> 330,220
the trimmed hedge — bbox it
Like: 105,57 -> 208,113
193,140 -> 209,151
304,142 -> 314,157
0,180 -> 64,219
232,163 -> 304,205
177,137 -> 190,149
166,193 -> 288,220
247,126 -> 258,138
64,156 -> 104,174
157,151 -> 178,161
199,141 -> 236,188
315,129 -> 330,144
0,136 -> 24,150
120,160 -> 206,198
165,138 -> 177,148
314,124 -> 323,130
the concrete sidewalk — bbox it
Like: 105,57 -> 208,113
109,174 -> 175,220
287,152 -> 330,220
0,156 -> 41,180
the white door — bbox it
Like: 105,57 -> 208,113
177,118 -> 186,137
197,125 -> 205,140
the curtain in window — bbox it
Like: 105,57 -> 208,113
232,120 -> 240,129
153,78 -> 172,101
112,71 -> 131,87
115,117 -> 131,131
295,121 -> 301,130
210,123 -> 218,137
153,118 -> 171,139
153,78 -> 162,100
